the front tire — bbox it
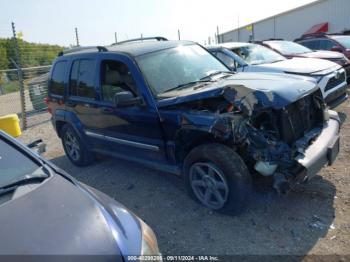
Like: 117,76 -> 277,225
184,143 -> 252,214
61,124 -> 94,166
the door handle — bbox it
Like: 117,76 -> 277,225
101,107 -> 114,113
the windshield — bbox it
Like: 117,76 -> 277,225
333,36 -> 350,49
266,41 -> 312,55
0,139 -> 40,186
231,44 -> 286,65
136,44 -> 228,95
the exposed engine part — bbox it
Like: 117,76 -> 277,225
233,119 -> 294,167
254,161 -> 278,176
174,88 -> 326,183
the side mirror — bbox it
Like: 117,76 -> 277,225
114,91 -> 143,107
27,139 -> 46,155
331,46 -> 343,53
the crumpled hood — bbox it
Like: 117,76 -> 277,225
297,50 -> 344,60
249,57 -> 341,74
157,72 -> 319,115
0,174 -> 139,257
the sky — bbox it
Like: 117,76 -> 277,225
0,0 -> 317,47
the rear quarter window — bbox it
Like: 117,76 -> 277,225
49,61 -> 67,96
319,39 -> 336,50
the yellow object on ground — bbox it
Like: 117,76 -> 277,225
0,114 -> 21,137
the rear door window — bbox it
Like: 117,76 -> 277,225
300,40 -> 319,50
50,61 -> 67,96
69,59 -> 96,99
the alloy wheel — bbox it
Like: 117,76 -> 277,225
189,162 -> 229,209
64,131 -> 81,161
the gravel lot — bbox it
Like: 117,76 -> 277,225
18,101 -> 350,257
0,90 -> 34,116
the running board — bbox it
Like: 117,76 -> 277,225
92,148 -> 182,175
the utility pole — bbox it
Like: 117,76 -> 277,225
11,22 -> 26,130
252,24 -> 255,41
216,26 -> 220,43
178,29 -> 181,40
75,27 -> 80,46
141,33 -> 143,40
114,32 -> 117,43
237,15 -> 240,42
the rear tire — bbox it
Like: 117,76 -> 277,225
61,124 -> 94,166
184,143 -> 252,214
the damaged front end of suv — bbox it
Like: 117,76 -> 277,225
158,73 -> 340,194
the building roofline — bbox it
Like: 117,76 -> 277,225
220,0 -> 326,37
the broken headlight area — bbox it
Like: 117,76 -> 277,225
213,92 -> 326,193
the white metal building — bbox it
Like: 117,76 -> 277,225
219,0 -> 350,43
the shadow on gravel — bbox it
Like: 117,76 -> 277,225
50,155 -> 336,257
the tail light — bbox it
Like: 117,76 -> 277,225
44,97 -> 52,114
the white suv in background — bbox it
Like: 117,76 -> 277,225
208,42 -> 348,108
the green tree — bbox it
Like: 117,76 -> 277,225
0,37 -> 64,69
0,46 -> 8,70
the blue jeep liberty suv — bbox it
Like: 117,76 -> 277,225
47,37 -> 340,214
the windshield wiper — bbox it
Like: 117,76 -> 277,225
270,59 -> 285,63
162,80 -> 213,93
200,70 -> 235,80
250,61 -> 265,65
0,167 -> 50,196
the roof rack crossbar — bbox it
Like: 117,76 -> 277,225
265,38 -> 284,41
297,32 -> 345,40
249,38 -> 284,44
58,46 -> 108,56
113,36 -> 168,45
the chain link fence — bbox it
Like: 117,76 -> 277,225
0,23 -> 63,129
0,66 -> 51,128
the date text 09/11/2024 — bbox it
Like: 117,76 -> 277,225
126,255 -> 219,261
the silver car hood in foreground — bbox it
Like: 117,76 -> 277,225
0,174 -> 140,258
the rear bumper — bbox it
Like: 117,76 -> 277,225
295,110 -> 340,180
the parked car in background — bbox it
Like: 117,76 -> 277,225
294,34 -> 350,82
295,33 -> 350,59
257,40 -> 350,82
46,38 -> 340,214
0,130 -> 160,259
207,42 -> 348,108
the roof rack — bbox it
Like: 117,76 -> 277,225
249,38 -> 284,44
296,32 -> 346,40
58,46 -> 108,56
302,32 -> 327,37
295,32 -> 325,41
249,40 -> 263,44
113,36 -> 168,45
264,38 -> 285,41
